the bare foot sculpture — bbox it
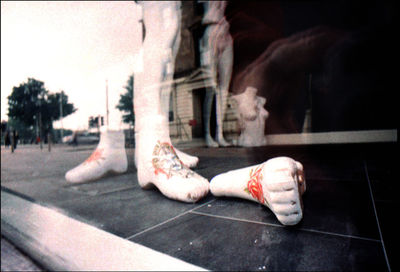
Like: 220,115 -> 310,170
65,128 -> 128,183
210,157 -> 306,225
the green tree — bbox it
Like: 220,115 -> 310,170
7,78 -> 77,137
116,75 -> 134,126
6,117 -> 34,143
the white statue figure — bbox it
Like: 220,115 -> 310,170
200,0 -> 233,147
66,2 -> 306,225
133,1 -> 209,203
233,86 -> 269,147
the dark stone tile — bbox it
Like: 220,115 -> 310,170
302,158 -> 365,181
56,181 -> 215,238
131,213 -> 387,271
375,201 -> 398,272
195,178 -> 380,240
368,176 -> 398,203
366,157 -> 397,203
195,155 -> 255,181
302,178 -> 380,239
193,145 -> 367,182
365,159 -> 395,181
365,149 -> 397,271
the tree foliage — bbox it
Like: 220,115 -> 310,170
6,117 -> 33,143
7,78 -> 77,132
116,75 -> 134,126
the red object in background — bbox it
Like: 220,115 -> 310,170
188,119 -> 197,127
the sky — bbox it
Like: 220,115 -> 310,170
1,1 -> 142,130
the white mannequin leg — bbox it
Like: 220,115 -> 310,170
215,87 -> 231,146
134,74 -> 208,203
215,38 -> 233,146
134,2 -> 208,202
157,3 -> 199,167
203,88 -> 219,147
210,157 -> 306,225
200,1 -> 233,147
161,61 -> 200,168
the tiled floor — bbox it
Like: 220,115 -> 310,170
1,143 -> 396,271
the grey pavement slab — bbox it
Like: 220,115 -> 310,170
130,212 -> 386,271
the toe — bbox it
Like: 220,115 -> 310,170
65,168 -> 80,183
276,211 -> 303,226
272,203 -> 298,215
265,179 -> 295,193
269,190 -> 297,204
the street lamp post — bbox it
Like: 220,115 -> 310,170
60,91 -> 64,141
106,80 -> 109,128
39,110 -> 43,150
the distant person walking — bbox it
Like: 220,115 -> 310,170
4,131 -> 10,148
12,130 -> 19,150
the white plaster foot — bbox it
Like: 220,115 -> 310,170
65,130 -> 128,183
175,148 -> 199,168
210,157 -> 306,225
136,116 -> 209,203
205,135 -> 219,148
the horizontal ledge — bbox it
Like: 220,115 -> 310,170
1,190 -> 207,271
265,129 -> 397,145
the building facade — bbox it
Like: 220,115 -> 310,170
168,1 -> 239,142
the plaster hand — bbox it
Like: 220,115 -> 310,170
210,157 -> 306,225
65,130 -> 128,183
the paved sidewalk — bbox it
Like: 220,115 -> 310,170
1,142 -> 396,271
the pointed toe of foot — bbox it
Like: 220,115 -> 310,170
276,211 -> 303,226
65,170 -> 80,183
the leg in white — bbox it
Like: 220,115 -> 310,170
134,2 -> 208,202
203,88 -> 219,147
214,22 -> 233,147
159,8 -> 199,168
200,1 -> 233,147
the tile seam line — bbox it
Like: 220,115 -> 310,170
74,185 -> 138,196
363,160 -> 391,272
189,210 -> 381,243
56,185 -> 139,204
125,198 -> 216,240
